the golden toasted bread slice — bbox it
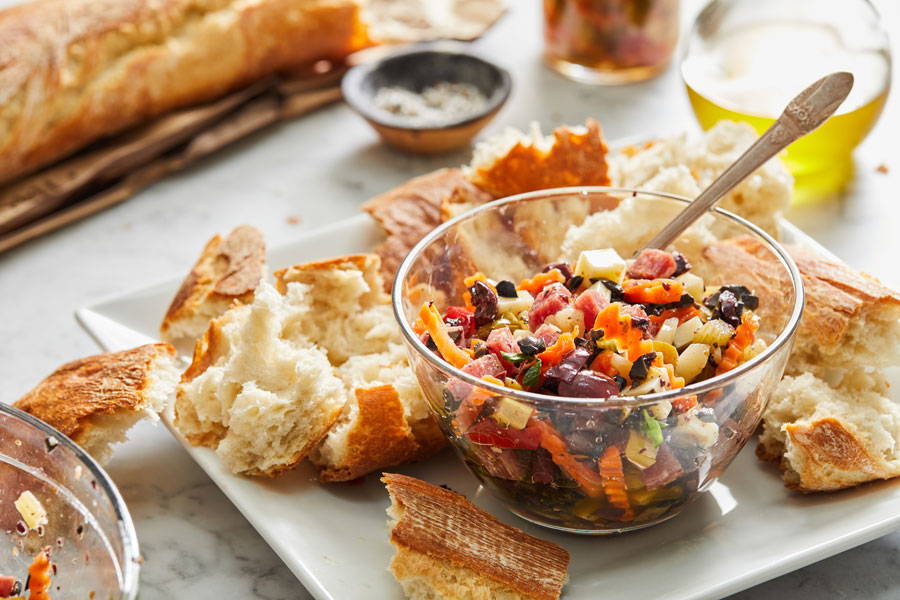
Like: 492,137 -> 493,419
161,225 -> 265,347
15,344 -> 179,464
383,473 -> 570,600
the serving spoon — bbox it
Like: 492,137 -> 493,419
642,71 -> 854,251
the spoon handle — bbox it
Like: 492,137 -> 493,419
642,71 -> 854,251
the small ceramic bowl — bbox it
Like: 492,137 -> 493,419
342,45 -> 512,154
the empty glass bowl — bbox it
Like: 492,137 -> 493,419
0,403 -> 139,597
393,188 -> 803,534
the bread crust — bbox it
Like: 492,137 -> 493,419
161,224 -> 265,342
274,254 -> 382,295
15,343 -> 175,441
362,168 -> 493,288
0,0 -> 363,185
782,418 -> 898,491
702,236 -> 900,349
383,473 -> 569,600
316,385 -> 421,482
465,118 -> 611,198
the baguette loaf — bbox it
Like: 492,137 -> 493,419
383,473 -> 570,600
702,237 -> 900,491
15,343 -> 179,464
0,0 -> 363,186
161,224 -> 266,348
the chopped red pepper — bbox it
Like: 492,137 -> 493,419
466,420 -> 542,450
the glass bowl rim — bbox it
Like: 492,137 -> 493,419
391,186 -> 805,408
0,401 -> 140,598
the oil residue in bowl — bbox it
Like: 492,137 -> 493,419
682,20 -> 890,203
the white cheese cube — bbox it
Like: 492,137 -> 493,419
497,290 -> 534,315
586,280 -> 613,303
574,248 -> 626,283
15,490 -> 48,530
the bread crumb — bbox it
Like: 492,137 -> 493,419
876,163 -> 889,174
286,215 -> 302,225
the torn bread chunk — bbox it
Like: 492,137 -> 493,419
610,121 -> 792,237
464,119 -> 610,198
15,344 -> 179,464
703,236 -> 900,491
561,193 -> 719,275
363,168 -> 493,289
276,255 -> 445,481
175,283 -> 346,477
160,225 -> 266,348
760,373 -> 900,491
383,473 -> 570,600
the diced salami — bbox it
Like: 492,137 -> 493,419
463,354 -> 506,379
528,283 -> 573,331
0,575 -> 16,597
641,445 -> 684,489
533,323 -> 561,347
628,249 -> 677,280
574,289 -> 609,330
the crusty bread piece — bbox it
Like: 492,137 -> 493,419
161,225 -> 266,348
464,119 -> 610,198
0,0 -> 363,186
175,282 -> 347,477
702,237 -> 900,491
383,473 -> 570,600
15,344 -> 179,464
610,121 -> 792,237
362,168 -> 494,289
760,374 -> 900,491
275,255 -> 445,481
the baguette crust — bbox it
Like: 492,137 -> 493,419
161,224 -> 265,344
316,386 -> 421,482
465,119 -> 610,198
362,168 -> 493,288
274,254 -> 382,296
15,343 -> 175,442
783,418 -> 892,491
0,0 -> 362,185
383,473 -> 569,600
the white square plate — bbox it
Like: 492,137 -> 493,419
77,213 -> 900,600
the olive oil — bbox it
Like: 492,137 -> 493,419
682,21 -> 890,203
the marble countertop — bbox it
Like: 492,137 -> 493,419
2,0 -> 899,598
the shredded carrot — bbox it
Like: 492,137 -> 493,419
649,304 -> 700,330
593,304 -> 646,361
622,279 -> 684,305
517,269 -> 565,295
28,547 -> 53,600
598,446 -> 634,521
537,332 -> 575,370
419,303 -> 472,368
412,318 -> 427,335
716,311 -> 760,375
672,395 -> 697,413
589,351 -> 617,377
532,419 -> 604,498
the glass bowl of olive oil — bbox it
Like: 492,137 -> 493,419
681,0 -> 891,204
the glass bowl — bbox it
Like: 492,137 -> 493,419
392,188 -> 803,534
0,403 -> 140,597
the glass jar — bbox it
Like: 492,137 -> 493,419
681,0 -> 891,204
543,0 -> 680,85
